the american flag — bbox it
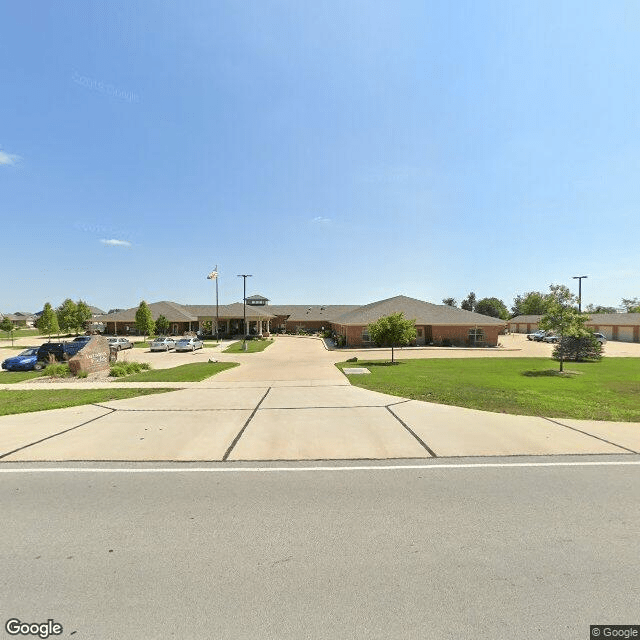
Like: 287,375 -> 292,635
207,267 -> 218,280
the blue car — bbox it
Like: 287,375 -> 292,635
1,347 -> 40,371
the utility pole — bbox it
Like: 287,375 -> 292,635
572,275 -> 588,313
237,274 -> 252,351
207,267 -> 219,340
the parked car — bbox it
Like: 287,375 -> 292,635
542,334 -> 559,343
34,340 -> 89,368
150,337 -> 175,352
72,335 -> 93,343
1,347 -> 40,371
527,330 -> 547,341
175,337 -> 204,352
107,337 -> 132,351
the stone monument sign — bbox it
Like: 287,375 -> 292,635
68,336 -> 111,375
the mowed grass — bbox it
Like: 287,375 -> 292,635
337,357 -> 640,422
0,388 -> 174,416
118,361 -> 239,382
0,370 -> 45,384
223,339 -> 274,353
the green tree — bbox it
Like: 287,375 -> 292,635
367,312 -> 417,364
539,285 -> 583,372
56,299 -> 77,334
156,314 -> 170,335
511,291 -> 550,317
38,303 -> 60,340
553,332 -> 603,363
475,297 -> 509,320
621,298 -> 640,313
135,301 -> 155,340
201,320 -> 212,335
460,292 -> 476,312
442,298 -> 457,307
584,304 -> 617,314
75,300 -> 92,334
0,315 -> 15,346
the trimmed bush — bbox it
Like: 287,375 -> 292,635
110,362 -> 153,377
44,363 -> 71,378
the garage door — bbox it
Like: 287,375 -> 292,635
598,326 -> 614,340
618,327 -> 635,342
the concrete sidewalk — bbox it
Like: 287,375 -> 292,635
1,336 -> 639,462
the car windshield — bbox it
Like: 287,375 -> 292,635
20,348 -> 38,356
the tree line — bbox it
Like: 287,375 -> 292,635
442,291 -> 640,319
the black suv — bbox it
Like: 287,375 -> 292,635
35,341 -> 88,369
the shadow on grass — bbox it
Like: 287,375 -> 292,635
521,369 -> 580,378
348,361 -> 406,368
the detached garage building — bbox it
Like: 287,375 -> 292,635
508,313 -> 640,342
331,295 -> 506,348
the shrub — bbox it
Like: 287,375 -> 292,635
76,371 -> 88,379
109,361 -> 152,377
346,357 -> 358,362
44,363 -> 71,378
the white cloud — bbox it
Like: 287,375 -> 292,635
100,238 -> 132,247
312,216 -> 331,224
0,151 -> 20,166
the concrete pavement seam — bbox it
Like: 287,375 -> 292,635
385,405 -> 438,457
222,387 -> 272,461
541,417 -> 638,454
0,408 -> 116,460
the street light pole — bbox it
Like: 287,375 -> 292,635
572,275 -> 588,313
206,266 -> 219,340
237,274 -> 252,350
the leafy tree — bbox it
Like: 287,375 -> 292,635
460,292 -> 476,312
584,304 -> 617,314
442,298 -> 457,307
553,333 -> 603,363
539,285 -> 583,372
38,303 -> 60,340
156,315 -> 170,335
56,299 -> 77,334
135,301 -> 155,340
621,298 -> 640,313
0,315 -> 15,346
475,297 -> 509,320
511,291 -> 549,317
367,312 -> 417,364
75,300 -> 93,334
200,320 -> 212,335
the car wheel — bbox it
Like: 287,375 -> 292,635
34,362 -> 45,371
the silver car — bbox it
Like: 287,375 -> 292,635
107,337 -> 133,351
174,337 -> 204,352
150,337 -> 175,352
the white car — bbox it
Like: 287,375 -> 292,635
107,337 -> 132,351
150,337 -> 175,352
174,337 -> 204,352
593,332 -> 607,344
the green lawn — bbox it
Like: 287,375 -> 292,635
0,328 -> 41,339
337,357 -> 640,422
0,388 -> 174,416
118,361 -> 239,382
0,370 -> 46,384
223,339 -> 274,353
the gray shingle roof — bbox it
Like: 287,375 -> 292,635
267,305 -> 360,322
508,315 -> 543,323
183,303 -> 275,319
332,295 -> 507,326
96,301 -> 198,323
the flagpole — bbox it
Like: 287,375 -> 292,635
215,265 -> 219,341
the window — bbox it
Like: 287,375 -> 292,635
468,328 -> 485,345
362,331 -> 371,342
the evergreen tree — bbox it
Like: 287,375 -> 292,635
135,301 -> 155,340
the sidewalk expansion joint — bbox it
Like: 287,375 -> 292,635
222,387 -> 272,461
385,405 -> 437,457
0,408 -> 116,460
541,417 -> 638,454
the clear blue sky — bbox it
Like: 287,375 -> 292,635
2,1 -> 639,313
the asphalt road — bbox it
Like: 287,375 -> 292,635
1,456 -> 639,640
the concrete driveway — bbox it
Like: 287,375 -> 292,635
1,336 -> 639,462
